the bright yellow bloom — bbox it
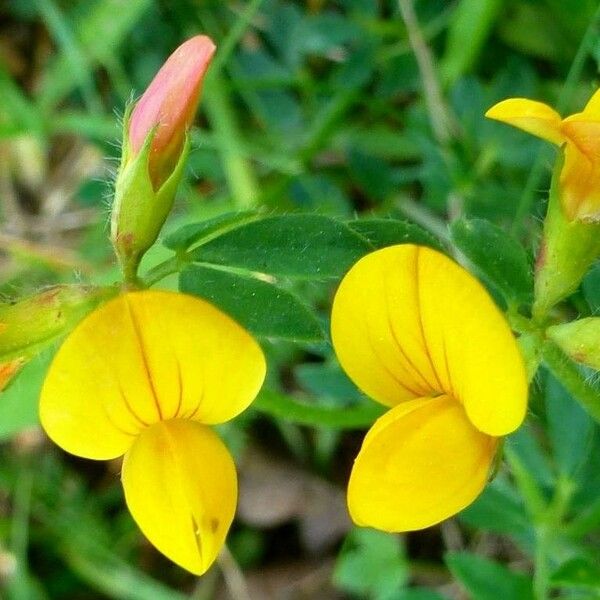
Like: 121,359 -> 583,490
331,245 -> 527,531
40,290 -> 266,574
486,90 -> 600,221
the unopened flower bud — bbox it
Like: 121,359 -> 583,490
111,35 -> 216,281
533,158 -> 600,319
547,317 -> 600,370
0,285 -> 116,366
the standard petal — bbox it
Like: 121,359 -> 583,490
122,291 -> 266,424
40,290 -> 266,460
122,420 -> 236,575
485,98 -> 564,145
560,142 -> 600,221
413,246 -> 527,435
348,395 -> 497,532
331,244 -> 444,407
331,245 -> 527,435
582,88 -> 600,118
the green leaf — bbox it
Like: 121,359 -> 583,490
190,214 -> 372,279
294,362 -> 363,403
508,423 -> 555,489
397,590 -> 447,600
253,389 -> 384,429
582,263 -> 600,313
446,552 -> 534,600
450,218 -> 533,305
0,350 -> 54,441
334,528 -> 408,600
347,218 -> 444,252
441,0 -> 502,86
550,558 -> 600,591
163,211 -> 259,251
180,264 -> 324,343
0,66 -> 44,138
460,479 -> 531,537
545,370 -> 594,479
542,341 -> 600,425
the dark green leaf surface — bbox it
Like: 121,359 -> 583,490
550,558 -> 600,590
450,218 -> 533,304
347,218 -> 444,252
180,264 -> 324,342
190,214 -> 371,278
163,211 -> 259,251
446,552 -> 534,600
334,528 -> 408,598
545,370 -> 594,479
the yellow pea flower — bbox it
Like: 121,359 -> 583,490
40,290 -> 266,574
486,90 -> 600,221
331,245 -> 527,531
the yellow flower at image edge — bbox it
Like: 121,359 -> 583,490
39,290 -> 266,574
486,90 -> 600,221
331,245 -> 527,531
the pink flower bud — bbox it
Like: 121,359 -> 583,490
128,35 -> 216,189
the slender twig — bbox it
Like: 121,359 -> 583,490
217,545 -> 252,600
397,0 -> 457,145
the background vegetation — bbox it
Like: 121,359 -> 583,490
1,0 -> 600,598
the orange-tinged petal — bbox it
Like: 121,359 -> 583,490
129,35 -> 216,189
331,245 -> 527,436
122,419 -> 236,575
485,98 -> 564,145
559,129 -> 600,221
348,395 -> 497,531
40,290 -> 266,460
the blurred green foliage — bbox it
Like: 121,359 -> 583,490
1,0 -> 600,598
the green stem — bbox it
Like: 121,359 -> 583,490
8,465 -> 34,600
203,72 -> 258,209
209,0 -> 266,77
253,389 -> 385,429
503,447 -> 549,598
143,255 -> 185,288
504,445 -> 548,518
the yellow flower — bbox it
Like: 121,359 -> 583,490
40,290 -> 266,574
486,90 -> 600,221
330,245 -> 527,531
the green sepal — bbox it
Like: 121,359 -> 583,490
111,127 -> 190,281
547,317 -> 600,371
533,154 -> 600,319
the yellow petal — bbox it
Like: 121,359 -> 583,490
582,88 -> 600,118
331,245 -> 527,436
40,290 -> 266,460
331,244 -> 444,407
559,129 -> 600,221
122,419 -> 236,575
348,395 -> 497,531
485,98 -> 564,145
